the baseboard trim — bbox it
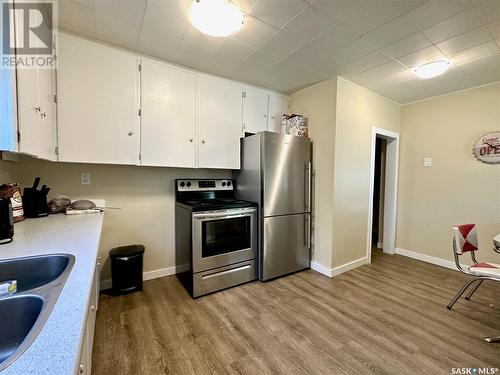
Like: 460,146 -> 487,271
395,248 -> 464,271
311,261 -> 333,277
311,257 -> 369,278
100,265 -> 176,291
331,257 -> 369,277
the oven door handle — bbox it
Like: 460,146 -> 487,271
193,209 -> 256,220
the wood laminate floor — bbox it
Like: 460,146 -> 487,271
93,251 -> 500,375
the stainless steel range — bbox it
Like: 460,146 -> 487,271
175,179 -> 257,298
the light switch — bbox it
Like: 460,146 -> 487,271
423,158 -> 432,167
81,173 -> 91,185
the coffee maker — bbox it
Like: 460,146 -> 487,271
0,197 -> 14,244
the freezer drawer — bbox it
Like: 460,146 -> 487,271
261,213 -> 310,281
192,260 -> 257,297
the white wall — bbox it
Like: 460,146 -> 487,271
397,83 -> 500,265
16,157 -> 230,281
332,78 -> 401,268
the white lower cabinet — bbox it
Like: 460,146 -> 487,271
198,74 -> 243,169
78,260 -> 100,375
140,58 -> 196,168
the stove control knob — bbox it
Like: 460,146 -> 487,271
180,181 -> 185,187
186,181 -> 191,187
227,181 -> 232,186
222,181 -> 226,187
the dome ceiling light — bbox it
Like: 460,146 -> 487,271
412,60 -> 451,79
189,0 -> 244,37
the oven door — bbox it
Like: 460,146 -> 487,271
192,208 -> 257,273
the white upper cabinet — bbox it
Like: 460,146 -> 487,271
57,34 -> 140,165
16,68 -> 40,157
37,68 -> 57,160
198,74 -> 243,170
140,59 -> 196,168
243,87 -> 269,134
268,94 -> 289,133
0,70 -> 17,152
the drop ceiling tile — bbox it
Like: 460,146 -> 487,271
137,27 -> 181,59
349,60 -> 406,84
397,45 -> 446,68
382,32 -> 432,58
243,49 -> 284,70
258,6 -> 336,57
457,49 -> 500,72
248,0 -> 309,29
70,0 -> 94,9
421,8 -> 483,44
226,64 -> 271,87
388,0 -> 429,15
287,41 -> 340,76
488,19 -> 500,40
332,37 -> 379,66
311,20 -> 364,52
59,23 -> 96,39
465,63 -> 500,85
346,1 -> 400,36
360,16 -> 417,50
94,0 -> 146,26
437,26 -> 493,55
58,0 -> 95,31
265,59 -> 329,93
181,25 -> 224,52
312,0 -> 369,23
216,38 -> 256,62
364,68 -> 415,89
336,50 -> 393,76
95,12 -> 141,46
451,40 -> 500,64
405,0 -> 472,30
142,3 -> 189,40
146,0 -> 190,20
475,0 -> 500,24
232,16 -> 277,48
231,0 -> 259,13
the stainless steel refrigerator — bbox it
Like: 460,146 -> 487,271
234,132 -> 312,281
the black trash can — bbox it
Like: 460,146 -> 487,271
109,244 -> 145,294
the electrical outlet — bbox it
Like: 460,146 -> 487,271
81,173 -> 91,185
423,158 -> 432,167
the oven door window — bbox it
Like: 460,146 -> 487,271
202,216 -> 251,258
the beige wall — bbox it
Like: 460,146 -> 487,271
16,157 -> 230,281
333,79 -> 401,267
290,79 -> 337,268
397,83 -> 500,265
0,160 -> 18,183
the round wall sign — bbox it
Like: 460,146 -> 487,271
473,131 -> 500,164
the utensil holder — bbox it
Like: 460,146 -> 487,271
22,188 -> 49,218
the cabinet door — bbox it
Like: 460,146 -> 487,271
0,70 -> 17,152
141,59 -> 196,167
268,94 -> 288,133
243,88 -> 268,134
16,68 -> 40,156
37,67 -> 56,160
58,34 -> 140,165
198,74 -> 242,169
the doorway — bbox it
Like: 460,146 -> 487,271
367,127 -> 399,261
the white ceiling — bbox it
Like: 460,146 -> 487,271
58,0 -> 500,104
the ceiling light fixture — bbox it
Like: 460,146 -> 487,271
189,0 -> 244,37
412,60 -> 451,79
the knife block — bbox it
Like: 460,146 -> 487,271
22,188 -> 49,218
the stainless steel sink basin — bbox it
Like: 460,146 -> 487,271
0,254 -> 75,371
0,296 -> 43,364
0,254 -> 71,293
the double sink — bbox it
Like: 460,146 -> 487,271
0,254 -> 75,372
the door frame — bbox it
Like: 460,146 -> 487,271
366,127 -> 400,261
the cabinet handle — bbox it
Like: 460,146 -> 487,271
128,130 -> 135,136
189,138 -> 193,142
33,106 -> 41,112
97,256 -> 101,262
91,305 -> 96,311
40,112 -> 47,118
201,139 -> 205,144
79,363 -> 84,374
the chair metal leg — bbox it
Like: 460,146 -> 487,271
484,336 -> 500,343
465,279 -> 483,300
447,278 -> 479,309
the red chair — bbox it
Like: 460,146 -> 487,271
447,224 -> 500,309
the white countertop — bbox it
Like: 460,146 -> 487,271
0,211 -> 104,375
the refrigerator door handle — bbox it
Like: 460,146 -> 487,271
304,215 -> 311,249
305,162 -> 312,212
